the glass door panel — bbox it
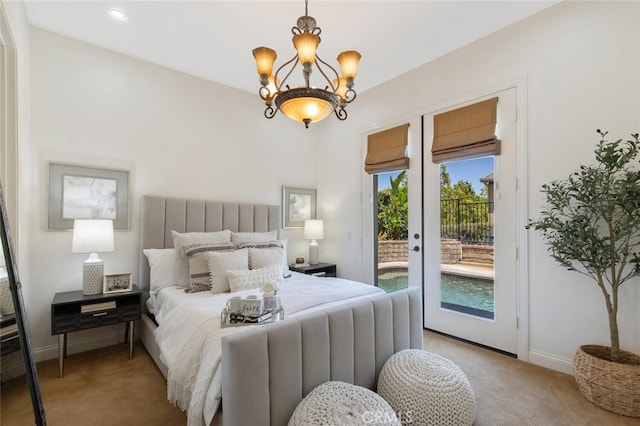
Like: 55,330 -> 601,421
440,157 -> 495,319
375,171 -> 409,292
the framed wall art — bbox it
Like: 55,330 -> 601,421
282,186 -> 316,228
48,163 -> 129,230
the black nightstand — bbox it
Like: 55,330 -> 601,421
51,285 -> 141,377
289,262 -> 337,277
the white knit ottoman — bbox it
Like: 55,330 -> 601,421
289,381 -> 401,426
377,349 -> 476,426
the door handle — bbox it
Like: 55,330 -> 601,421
412,246 -> 420,252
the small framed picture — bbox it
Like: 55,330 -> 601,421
103,273 -> 132,294
282,186 -> 316,228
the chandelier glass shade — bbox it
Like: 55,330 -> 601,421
252,1 -> 361,128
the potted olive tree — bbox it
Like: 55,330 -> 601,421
527,130 -> 639,417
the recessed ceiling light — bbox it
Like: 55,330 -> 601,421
108,8 -> 128,22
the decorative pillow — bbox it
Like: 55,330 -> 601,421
172,230 -> 232,288
143,248 -> 176,292
280,239 -> 292,278
227,264 -> 283,293
238,240 -> 291,278
235,241 -> 283,250
186,243 -> 236,292
231,230 -> 278,244
249,247 -> 284,270
204,248 -> 249,294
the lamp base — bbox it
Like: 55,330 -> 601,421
83,261 -> 104,295
309,242 -> 319,265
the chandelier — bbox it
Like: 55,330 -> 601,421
252,0 -> 361,128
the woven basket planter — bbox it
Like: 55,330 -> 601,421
573,345 -> 640,417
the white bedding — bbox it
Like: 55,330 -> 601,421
154,272 -> 384,426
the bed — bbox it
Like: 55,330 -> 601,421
138,195 -> 423,426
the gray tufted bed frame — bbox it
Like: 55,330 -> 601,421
138,196 -> 423,426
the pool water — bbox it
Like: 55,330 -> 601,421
441,273 -> 494,313
376,270 -> 409,292
377,270 -> 495,317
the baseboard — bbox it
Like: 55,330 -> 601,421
1,327 -> 127,382
528,349 -> 574,375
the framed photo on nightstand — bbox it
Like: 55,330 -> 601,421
103,273 -> 132,293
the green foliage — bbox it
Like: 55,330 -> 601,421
440,164 -> 488,203
526,130 -> 640,362
440,164 -> 492,244
377,171 -> 408,240
377,165 -> 493,243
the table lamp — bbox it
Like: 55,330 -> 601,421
304,219 -> 324,265
72,219 -> 114,295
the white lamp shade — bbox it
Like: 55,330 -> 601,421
304,220 -> 324,240
72,219 -> 114,253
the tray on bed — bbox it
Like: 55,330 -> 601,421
221,308 -> 284,327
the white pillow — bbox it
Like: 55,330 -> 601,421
172,230 -> 232,288
249,247 -> 284,270
231,230 -> 278,244
205,248 -> 249,294
236,240 -> 291,278
280,239 -> 292,278
227,264 -> 283,293
143,248 -> 176,292
186,243 -> 236,292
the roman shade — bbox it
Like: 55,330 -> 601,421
432,97 -> 500,163
364,124 -> 410,174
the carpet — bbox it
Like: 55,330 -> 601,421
2,333 -> 639,425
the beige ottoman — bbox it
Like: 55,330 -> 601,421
377,349 -> 476,426
289,381 -> 401,426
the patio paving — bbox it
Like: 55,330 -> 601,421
441,262 -> 494,280
378,261 -> 494,281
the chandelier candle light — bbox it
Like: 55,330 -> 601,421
304,219 -> 324,265
252,0 -> 361,128
72,219 -> 114,295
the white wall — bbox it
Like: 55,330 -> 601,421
318,1 -> 640,372
4,1 -> 639,375
12,27 -> 320,362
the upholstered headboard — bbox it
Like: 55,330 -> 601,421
140,196 -> 280,291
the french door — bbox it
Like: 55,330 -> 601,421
422,88 -> 518,354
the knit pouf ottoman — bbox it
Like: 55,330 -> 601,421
378,349 -> 476,426
289,381 -> 401,426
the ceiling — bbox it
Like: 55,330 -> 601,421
23,1 -> 559,95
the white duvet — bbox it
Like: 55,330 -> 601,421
154,273 -> 384,426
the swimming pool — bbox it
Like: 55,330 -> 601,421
376,269 -> 409,292
377,270 -> 495,318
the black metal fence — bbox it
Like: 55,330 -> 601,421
440,198 -> 494,245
